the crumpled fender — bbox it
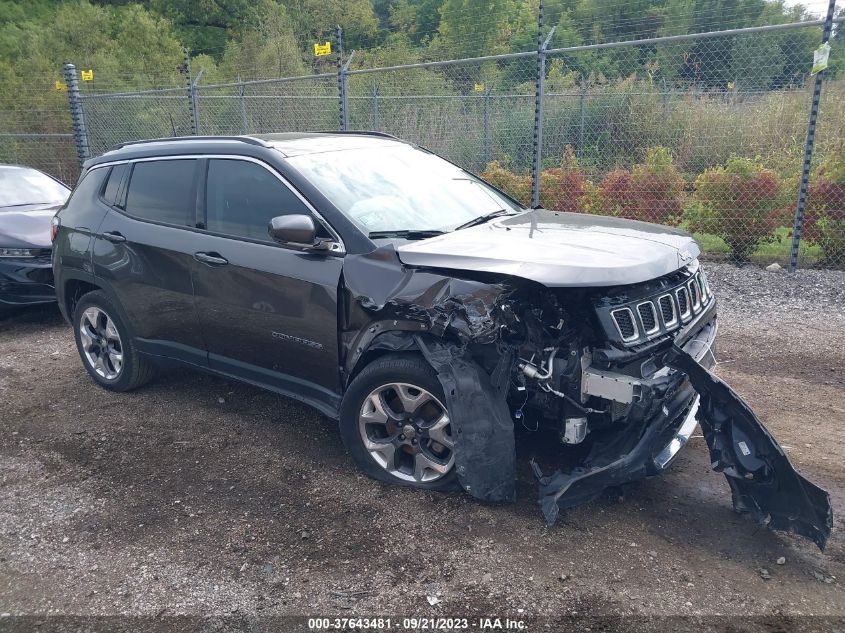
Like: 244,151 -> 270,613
416,337 -> 516,502
663,344 -> 833,551
341,245 -> 518,502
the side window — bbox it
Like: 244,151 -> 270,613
205,159 -> 312,241
101,164 -> 128,207
124,159 -> 197,226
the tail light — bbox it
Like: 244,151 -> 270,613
50,216 -> 60,242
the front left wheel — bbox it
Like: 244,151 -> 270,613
339,354 -> 458,490
72,290 -> 153,391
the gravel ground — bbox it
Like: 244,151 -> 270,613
0,262 -> 844,631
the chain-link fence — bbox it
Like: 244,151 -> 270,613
57,8 -> 844,269
0,133 -> 78,184
0,78 -> 79,184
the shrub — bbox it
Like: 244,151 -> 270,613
482,148 -> 591,212
481,161 -> 531,206
803,145 -> 845,265
596,146 -> 686,224
687,156 -> 784,263
596,168 -> 635,217
539,146 -> 590,212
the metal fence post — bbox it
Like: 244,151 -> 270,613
183,49 -> 199,135
63,63 -> 90,167
483,87 -> 491,165
371,79 -> 380,131
336,26 -> 349,131
237,75 -> 248,133
578,78 -> 587,161
530,0 -> 555,208
788,0 -> 836,272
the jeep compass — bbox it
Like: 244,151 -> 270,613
52,133 -> 831,549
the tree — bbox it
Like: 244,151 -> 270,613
150,0 -> 255,56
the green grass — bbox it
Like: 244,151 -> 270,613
692,226 -> 824,266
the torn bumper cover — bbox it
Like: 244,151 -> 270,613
663,343 -> 833,551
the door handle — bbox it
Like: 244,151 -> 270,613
194,252 -> 229,266
101,231 -> 126,243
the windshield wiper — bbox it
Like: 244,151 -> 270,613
1,202 -> 59,208
368,229 -> 447,240
454,209 -> 512,231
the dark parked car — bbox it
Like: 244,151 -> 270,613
0,165 -> 70,311
52,133 -> 831,548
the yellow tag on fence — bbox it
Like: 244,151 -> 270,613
811,42 -> 831,75
473,83 -> 485,92
314,41 -> 332,57
81,69 -> 94,81
55,80 -> 67,91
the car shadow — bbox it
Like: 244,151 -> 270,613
0,302 -> 64,329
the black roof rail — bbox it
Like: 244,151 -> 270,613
109,135 -> 270,151
328,130 -> 402,141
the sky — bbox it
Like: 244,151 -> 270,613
784,0 -> 836,16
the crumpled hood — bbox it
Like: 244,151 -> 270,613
396,209 -> 700,287
0,204 -> 60,249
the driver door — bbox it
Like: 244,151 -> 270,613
189,157 -> 344,411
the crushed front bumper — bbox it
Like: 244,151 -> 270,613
533,308 -> 717,521
534,300 -> 833,550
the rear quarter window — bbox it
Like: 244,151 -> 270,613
124,159 -> 197,226
101,164 -> 128,207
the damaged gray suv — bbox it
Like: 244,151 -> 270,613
52,132 -> 831,549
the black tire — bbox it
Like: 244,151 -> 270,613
339,354 -> 458,491
72,290 -> 153,391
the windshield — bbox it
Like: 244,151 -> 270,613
286,144 -> 521,234
0,167 -> 70,208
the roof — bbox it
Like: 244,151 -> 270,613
257,132 -> 408,157
96,132 -> 407,164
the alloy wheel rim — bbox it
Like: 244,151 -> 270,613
79,307 -> 123,380
358,382 -> 454,483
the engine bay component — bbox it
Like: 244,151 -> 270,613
581,366 -> 642,404
561,417 -> 588,445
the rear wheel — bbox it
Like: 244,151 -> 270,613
339,355 -> 457,490
72,290 -> 153,391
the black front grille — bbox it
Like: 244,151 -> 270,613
638,303 -> 657,332
612,309 -> 637,340
597,264 -> 714,347
658,295 -> 675,324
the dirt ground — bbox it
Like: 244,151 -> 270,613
1,263 -> 844,631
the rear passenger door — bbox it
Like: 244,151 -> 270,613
91,158 -> 207,365
189,157 -> 344,411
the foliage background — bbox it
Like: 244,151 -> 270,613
0,0 -> 843,265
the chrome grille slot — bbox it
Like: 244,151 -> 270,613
637,301 -> 659,335
688,279 -> 701,312
676,287 -> 691,320
696,272 -> 708,303
658,294 -> 677,327
611,308 -> 639,342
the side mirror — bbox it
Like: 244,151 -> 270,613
268,214 -> 326,250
